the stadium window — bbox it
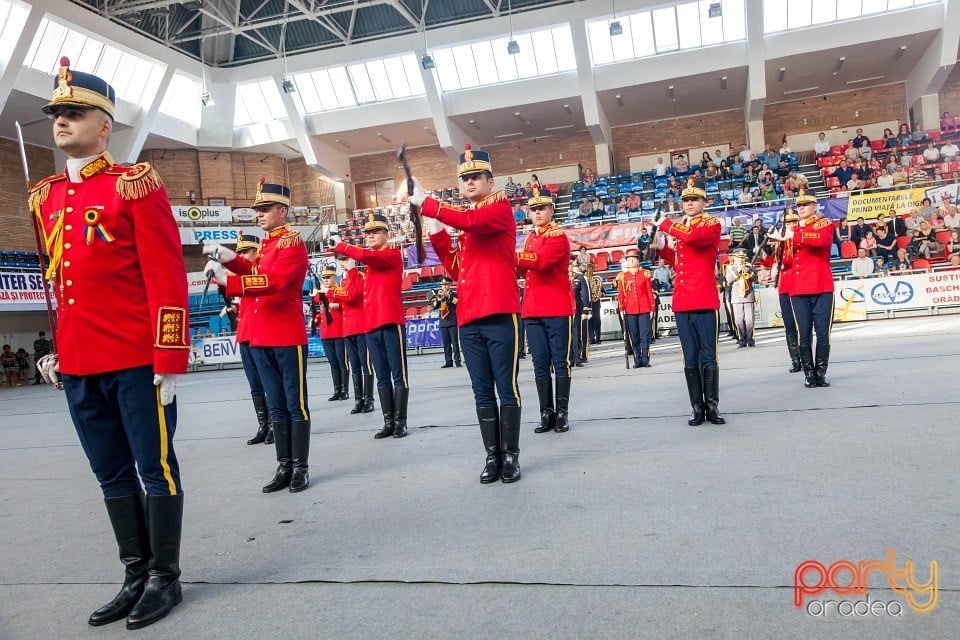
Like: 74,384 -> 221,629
291,54 -> 424,114
234,80 -> 287,127
764,0 -> 941,34
159,73 -> 202,128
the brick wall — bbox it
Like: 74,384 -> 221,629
0,139 -> 56,252
939,66 -> 960,120
610,110 -> 747,173
764,84 -> 907,141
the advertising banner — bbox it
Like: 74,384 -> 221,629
861,271 -> 960,312
405,317 -> 442,349
172,205 -> 233,223
232,208 -> 257,222
197,336 -> 241,365
0,270 -> 50,305
405,243 -> 442,268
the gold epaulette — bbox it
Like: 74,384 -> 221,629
28,174 -> 66,214
476,190 -> 507,207
694,215 -> 720,227
111,162 -> 164,200
276,229 -> 302,249
543,224 -> 566,238
813,217 -> 832,230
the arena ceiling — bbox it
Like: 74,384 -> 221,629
67,0 -> 578,66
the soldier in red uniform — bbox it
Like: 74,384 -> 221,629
616,249 -> 656,368
205,180 -> 312,493
654,179 -> 725,426
330,213 -> 409,439
313,264 -> 349,402
32,58 -> 189,629
329,253 -> 375,414
406,144 -> 524,484
517,189 -> 574,433
233,234 -> 274,445
770,211 -> 803,373
782,190 -> 835,387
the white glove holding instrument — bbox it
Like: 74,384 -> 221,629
423,216 -> 444,235
651,206 -> 667,227
37,353 -> 62,390
153,374 -> 177,406
201,243 -> 236,263
327,234 -> 342,249
396,178 -> 426,207
203,259 -> 227,286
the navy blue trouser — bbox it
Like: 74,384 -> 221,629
367,324 -> 409,389
790,292 -> 834,347
345,334 -> 372,375
460,313 -> 521,408
239,341 -> 264,398
676,309 -> 719,368
440,325 -> 461,365
524,316 -> 572,378
63,364 -> 181,498
778,293 -> 797,340
625,313 -> 652,365
251,345 -> 310,423
322,337 -> 346,372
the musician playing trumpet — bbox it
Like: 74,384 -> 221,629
724,249 -> 756,348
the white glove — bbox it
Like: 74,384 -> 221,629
153,374 -> 177,406
397,178 -> 426,207
37,353 -> 62,390
783,227 -> 795,241
651,206 -> 667,227
201,243 -> 237,263
327,234 -> 342,248
423,216 -> 444,235
766,228 -> 785,241
585,312 -> 593,320
204,259 -> 227,286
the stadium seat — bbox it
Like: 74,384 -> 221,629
911,154 -> 926,165
936,230 -> 951,245
871,139 -> 885,151
595,252 -> 609,271
830,145 -> 847,156
822,166 -> 837,177
401,276 -> 412,291
896,236 -> 912,249
826,177 -> 841,188
611,250 -> 624,262
830,243 -> 839,258
408,271 -> 420,284
912,259 -> 930,270
840,241 -> 857,259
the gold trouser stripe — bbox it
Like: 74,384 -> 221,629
510,314 -> 521,405
713,309 -> 720,364
297,345 -> 309,420
790,297 -> 803,342
396,325 -> 409,387
564,316 -> 573,374
824,291 -> 835,346
155,388 -> 177,495
364,338 -> 372,374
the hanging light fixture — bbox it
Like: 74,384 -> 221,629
507,0 -> 519,55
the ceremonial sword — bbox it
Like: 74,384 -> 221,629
397,144 -> 426,264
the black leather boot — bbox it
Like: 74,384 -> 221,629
799,343 -> 817,388
500,406 -> 522,483
264,424 -> 274,445
125,494 -> 183,630
477,406 -> 501,484
814,343 -> 831,387
262,419 -> 292,493
246,394 -> 270,445
533,377 -> 555,433
392,387 -> 409,438
786,332 -> 802,373
554,376 -> 571,433
289,419 -> 311,492
328,367 -> 342,401
702,366 -> 726,425
88,495 -> 149,626
338,368 -> 350,400
349,372 -> 364,413
361,374 -> 375,413
684,367 -> 705,426
374,386 -> 395,439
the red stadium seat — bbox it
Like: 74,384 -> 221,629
936,230 -> 951,245
911,154 -> 926,165
595,252 -> 609,271
718,254 -> 730,266
401,276 -> 412,291
405,306 -> 418,318
830,145 -> 847,156
912,259 -> 930,270
871,139 -> 886,151
408,271 -> 420,284
896,235 -> 912,249
719,238 -> 731,252
950,162 -> 960,173
611,250 -> 624,262
822,166 -> 837,177
840,241 -> 858,259
927,131 -> 942,142
420,266 -> 432,280
826,176 -> 841,187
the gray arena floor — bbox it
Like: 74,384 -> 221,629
1,315 -> 958,639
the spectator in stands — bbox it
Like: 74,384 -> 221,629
514,202 -> 528,225
892,247 -> 912,272
734,186 -> 749,205
833,159 -> 854,185
941,196 -> 960,228
701,151 -> 712,168
728,217 -> 747,247
739,144 -> 752,163
858,139 -> 872,161
851,248 -> 875,278
14,348 -> 29,385
714,149 -> 725,165
626,193 -> 642,220
911,123 -> 927,145
855,160 -> 872,185
717,160 -> 732,180
531,174 -> 541,189
730,156 -> 744,177
576,246 -> 592,271
881,209 -> 907,237
834,218 -> 850,252
742,164 -> 758,187
674,154 -> 689,172
900,150 -> 913,167
922,141 -> 940,163
652,259 -> 672,292
583,168 -> 596,185
204,328 -> 214,338
860,231 -> 878,257
523,182 -> 533,197
876,168 -> 895,190
653,157 -> 667,176
897,123 -> 912,147
892,165 -> 909,186
911,220 -> 942,259
948,253 -> 960,269
852,128 -> 870,150
505,177 -> 519,198
919,197 -> 936,220
637,227 -> 653,261
941,140 -> 960,162
883,128 -> 898,149
905,208 -> 923,232
2,344 -> 18,387
836,185 -> 850,198
844,139 -> 860,161
814,132 -> 831,157
931,213 -> 946,229
941,112 -> 953,129
874,225 -> 897,263
760,176 -> 778,202
946,229 -> 960,255
743,219 -> 766,261
873,257 -> 888,275
704,162 -> 719,180
577,198 -> 592,222
850,217 -> 870,246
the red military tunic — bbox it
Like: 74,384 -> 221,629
517,221 -> 573,318
31,152 -> 189,375
660,214 -> 722,312
422,190 -> 521,326
789,216 -> 834,295
329,266 -> 365,337
617,271 -> 656,315
313,293 -> 344,339
235,298 -> 255,343
334,242 -> 405,331
225,225 -> 308,347
777,241 -> 795,296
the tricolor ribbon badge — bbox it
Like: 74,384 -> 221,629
83,208 -> 114,245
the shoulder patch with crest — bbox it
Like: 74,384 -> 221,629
110,162 -> 164,200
